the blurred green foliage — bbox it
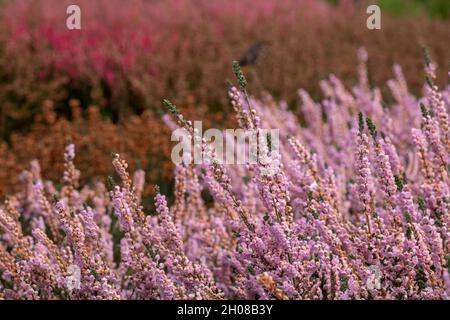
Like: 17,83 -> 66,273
378,0 -> 450,19
325,0 -> 449,19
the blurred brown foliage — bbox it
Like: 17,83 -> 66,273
0,99 -> 236,197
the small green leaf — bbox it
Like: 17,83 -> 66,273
394,175 -> 404,192
90,268 -> 101,281
404,212 -> 411,224
247,265 -> 255,275
340,276 -> 349,292
406,227 -> 412,240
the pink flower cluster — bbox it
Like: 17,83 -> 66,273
0,50 -> 449,300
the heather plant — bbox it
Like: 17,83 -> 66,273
0,50 -> 449,300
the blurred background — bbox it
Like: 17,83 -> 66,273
0,0 -> 448,199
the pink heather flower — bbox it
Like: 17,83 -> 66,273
1,49 -> 449,300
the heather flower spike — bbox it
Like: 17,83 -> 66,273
232,60 -> 247,90
162,99 -> 179,116
365,117 -> 377,141
358,112 -> 365,133
422,47 -> 432,67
